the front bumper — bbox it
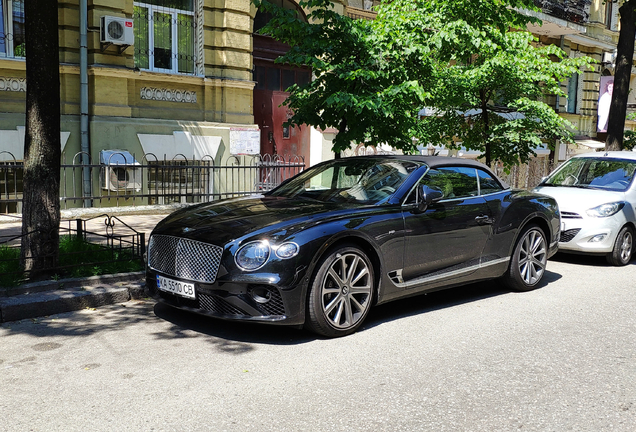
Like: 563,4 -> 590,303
558,213 -> 625,254
146,270 -> 307,326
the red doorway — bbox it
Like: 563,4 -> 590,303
253,6 -> 311,163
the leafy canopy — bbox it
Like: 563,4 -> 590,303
254,0 -> 594,166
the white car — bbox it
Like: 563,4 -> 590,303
534,151 -> 636,266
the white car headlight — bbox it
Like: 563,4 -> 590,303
235,241 -> 270,271
275,242 -> 299,259
586,202 -> 625,218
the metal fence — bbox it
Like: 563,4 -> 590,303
0,152 -> 305,214
0,214 -> 145,288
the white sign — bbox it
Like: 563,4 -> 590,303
230,128 -> 260,155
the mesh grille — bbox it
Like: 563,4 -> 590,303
560,228 -> 581,243
148,235 -> 223,283
198,293 -> 247,316
253,289 -> 286,316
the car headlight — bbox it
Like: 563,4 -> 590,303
586,202 -> 625,218
275,242 -> 299,259
235,241 -> 270,271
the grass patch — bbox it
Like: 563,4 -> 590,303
0,235 -> 144,288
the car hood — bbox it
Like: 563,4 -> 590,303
151,195 -> 363,245
533,186 -> 625,213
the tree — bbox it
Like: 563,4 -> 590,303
20,0 -> 62,277
605,0 -> 636,151
255,0 -> 593,168
253,0 -> 433,155
410,0 -> 593,166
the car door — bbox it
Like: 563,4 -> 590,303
401,166 -> 493,283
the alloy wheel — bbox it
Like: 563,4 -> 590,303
518,228 -> 547,286
320,252 -> 372,330
619,231 -> 633,263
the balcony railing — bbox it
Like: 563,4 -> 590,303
534,0 -> 591,24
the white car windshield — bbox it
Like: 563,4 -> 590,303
542,157 -> 636,192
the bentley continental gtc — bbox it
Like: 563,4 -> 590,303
147,156 -> 560,337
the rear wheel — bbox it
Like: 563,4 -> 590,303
305,245 -> 374,338
606,226 -> 633,266
503,224 -> 547,292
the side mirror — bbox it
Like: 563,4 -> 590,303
417,184 -> 444,212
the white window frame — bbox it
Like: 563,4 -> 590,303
134,1 -> 198,75
1,0 -> 24,59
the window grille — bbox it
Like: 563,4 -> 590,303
134,0 -> 199,75
0,0 -> 25,58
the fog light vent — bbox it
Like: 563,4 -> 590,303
250,286 -> 272,304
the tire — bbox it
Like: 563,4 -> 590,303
305,245 -> 375,337
606,226 -> 633,266
503,224 -> 548,292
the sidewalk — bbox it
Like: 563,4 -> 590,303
0,206 -> 181,323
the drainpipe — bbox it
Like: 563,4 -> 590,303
555,36 -> 564,113
80,0 -> 91,207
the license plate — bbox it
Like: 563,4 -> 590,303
156,275 -> 196,299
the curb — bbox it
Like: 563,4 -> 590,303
0,272 -> 147,323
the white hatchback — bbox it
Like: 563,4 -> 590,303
534,151 -> 636,266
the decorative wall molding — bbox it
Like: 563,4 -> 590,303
0,77 -> 26,92
140,87 -> 197,103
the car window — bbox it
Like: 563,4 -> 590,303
405,166 -> 479,203
477,169 -> 504,194
543,157 -> 636,191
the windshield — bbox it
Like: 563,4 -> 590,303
268,158 -> 422,204
543,157 -> 636,192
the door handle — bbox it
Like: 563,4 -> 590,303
475,215 -> 493,224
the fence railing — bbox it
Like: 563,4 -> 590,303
0,214 -> 145,288
0,152 -> 305,214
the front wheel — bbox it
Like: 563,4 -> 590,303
503,224 -> 548,292
606,226 -> 633,266
305,245 -> 375,338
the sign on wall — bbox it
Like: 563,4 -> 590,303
230,128 -> 261,155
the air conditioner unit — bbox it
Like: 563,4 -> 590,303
100,150 -> 142,192
100,16 -> 134,46
602,51 -> 616,65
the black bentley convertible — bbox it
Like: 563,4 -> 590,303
146,155 -> 560,337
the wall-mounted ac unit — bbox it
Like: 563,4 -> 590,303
602,51 -> 616,65
100,16 -> 134,46
100,150 -> 142,192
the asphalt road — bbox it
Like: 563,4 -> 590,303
1,253 -> 635,432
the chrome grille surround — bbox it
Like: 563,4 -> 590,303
561,211 -> 582,219
148,234 -> 223,284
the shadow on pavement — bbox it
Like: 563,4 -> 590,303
550,251 -> 636,267
361,269 -> 561,332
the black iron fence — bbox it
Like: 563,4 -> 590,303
0,152 -> 305,214
0,214 -> 145,288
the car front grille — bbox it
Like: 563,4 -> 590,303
560,228 -> 581,243
148,235 -> 223,283
198,293 -> 248,316
561,211 -> 582,219
254,289 -> 286,316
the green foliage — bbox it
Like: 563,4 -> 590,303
0,235 -> 143,288
254,0 -> 432,154
254,0 -> 595,167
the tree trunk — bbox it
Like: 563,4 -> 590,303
480,90 -> 491,166
20,0 -> 62,278
605,0 -> 636,151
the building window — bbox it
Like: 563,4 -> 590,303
0,0 -> 25,58
566,73 -> 578,114
134,0 -> 198,75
